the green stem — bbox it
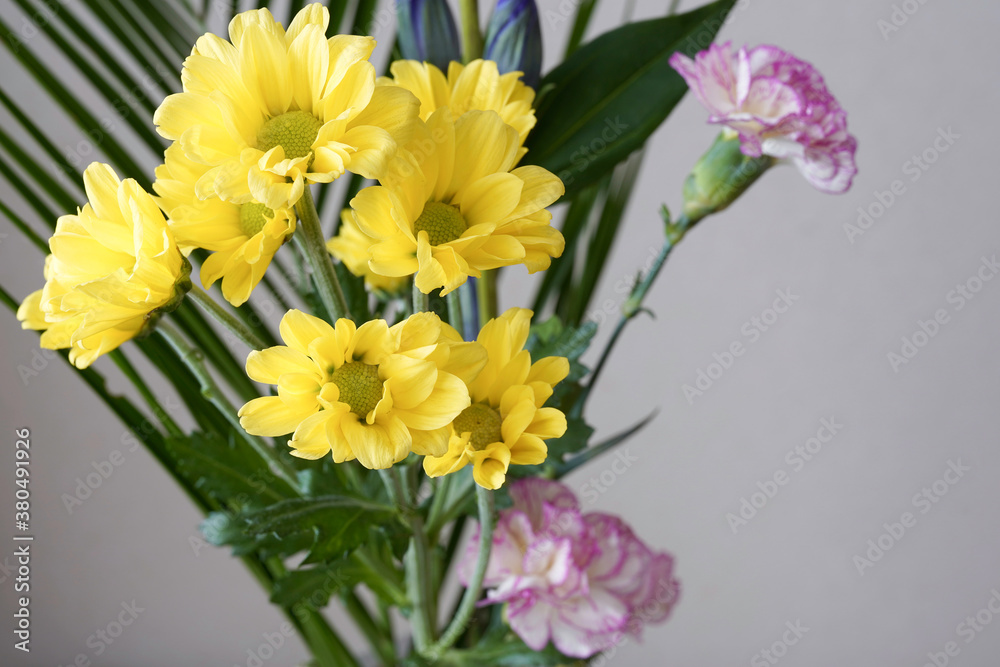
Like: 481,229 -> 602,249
296,604 -> 361,667
294,187 -> 351,322
173,302 -> 259,402
476,270 -> 497,327
426,475 -> 453,541
343,590 -> 397,666
412,281 -> 430,314
578,216 -> 690,416
351,549 -> 408,607
459,0 -> 483,63
187,285 -> 268,351
262,557 -> 361,667
157,321 -> 301,493
446,289 -> 464,337
458,280 -> 479,340
394,467 -> 436,652
110,350 -> 184,438
423,485 -> 495,660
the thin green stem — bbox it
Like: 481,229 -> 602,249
412,281 -> 430,314
394,467 -> 436,652
426,475 -> 453,541
173,302 -> 259,402
343,590 -> 397,666
294,187 -> 351,321
296,604 -> 361,667
476,270 -> 497,327
458,279 -> 479,340
157,321 -> 301,493
110,350 -> 184,438
577,216 -> 691,416
423,485 -> 495,660
446,289 -> 464,337
459,0 -> 483,63
351,549 -> 408,607
187,285 -> 268,351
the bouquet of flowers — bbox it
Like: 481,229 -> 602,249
2,0 -> 855,663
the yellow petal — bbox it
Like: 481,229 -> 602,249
239,395 -> 315,436
342,413 -> 411,469
245,346 -> 315,384
279,309 -> 338,354
285,3 -> 329,43
239,24 -> 293,117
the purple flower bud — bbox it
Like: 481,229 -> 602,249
483,0 -> 542,89
396,0 -> 461,71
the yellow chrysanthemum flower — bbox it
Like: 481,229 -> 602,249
327,210 -> 407,295
238,309 -> 487,469
154,4 -> 419,210
385,59 -> 536,155
423,308 -> 569,489
352,108 -> 565,295
17,163 -> 190,369
154,142 -> 294,306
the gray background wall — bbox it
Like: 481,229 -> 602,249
2,0 -> 999,665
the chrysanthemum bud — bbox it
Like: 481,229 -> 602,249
396,0 -> 462,71
483,0 -> 542,89
682,130 -> 773,225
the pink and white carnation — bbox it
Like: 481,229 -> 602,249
459,479 -> 680,658
670,42 -> 858,194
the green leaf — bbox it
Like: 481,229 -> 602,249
530,182 -> 602,315
334,261 -> 371,322
526,316 -> 598,364
271,549 -> 407,608
207,495 -> 397,562
0,199 -> 47,253
524,0 -> 737,195
269,561 -> 356,607
166,432 -> 298,508
434,635 -> 575,666
0,15 -> 154,188
563,150 -> 645,325
545,416 -> 595,461
563,0 -> 600,57
557,411 -> 657,477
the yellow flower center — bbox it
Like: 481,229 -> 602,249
414,201 -> 467,246
256,111 -> 323,160
330,361 -> 383,417
453,403 -> 502,451
239,202 -> 274,237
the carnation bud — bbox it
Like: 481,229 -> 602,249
396,0 -> 462,71
681,130 -> 774,225
483,0 -> 542,89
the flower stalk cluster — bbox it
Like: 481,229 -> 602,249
10,2 -> 857,664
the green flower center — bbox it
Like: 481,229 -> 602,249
330,362 -> 383,417
453,403 -> 502,451
414,201 -> 467,246
239,202 -> 274,237
256,111 -> 323,160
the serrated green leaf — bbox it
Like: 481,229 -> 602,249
166,432 -> 297,508
524,0 -> 737,195
269,561 -> 356,607
526,316 -> 598,363
209,495 -> 398,562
